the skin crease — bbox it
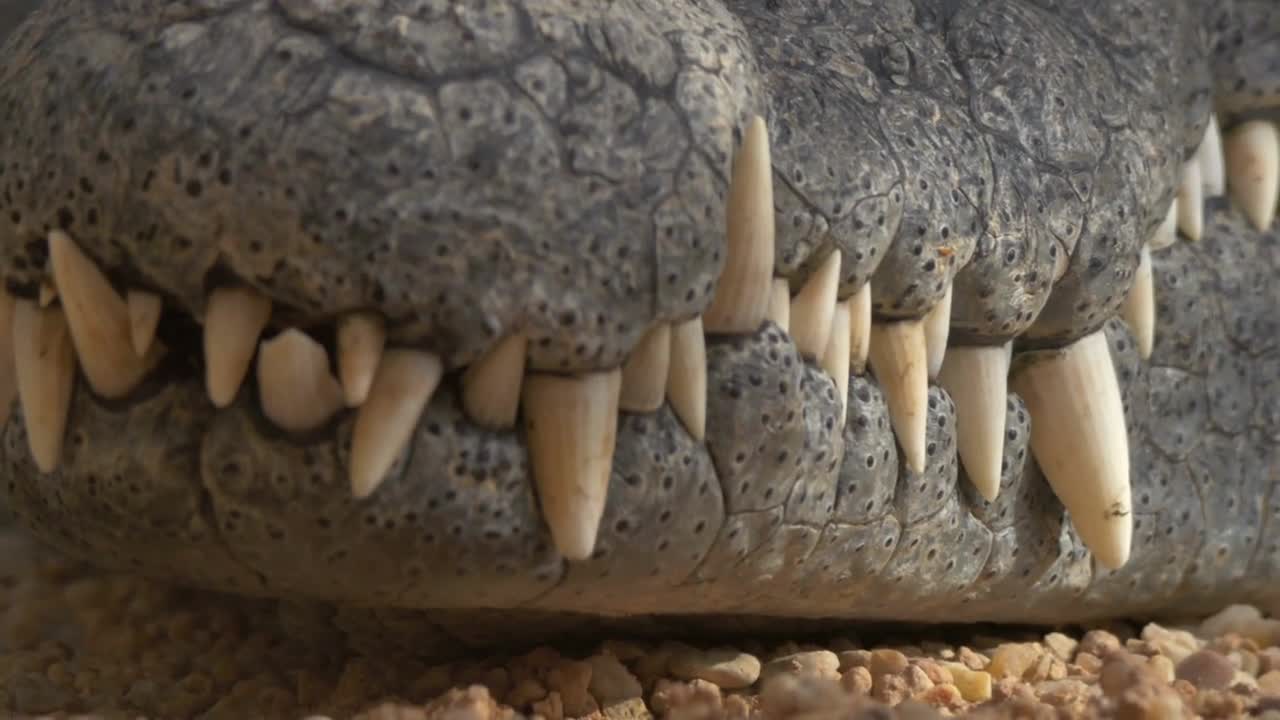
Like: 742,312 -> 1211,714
0,0 -> 1276,661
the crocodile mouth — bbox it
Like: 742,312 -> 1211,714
0,0 -> 1279,652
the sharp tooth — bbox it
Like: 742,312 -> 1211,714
203,286 -> 271,408
0,293 -> 15,428
619,324 -> 671,413
48,230 -> 160,399
1122,245 -> 1155,360
789,249 -> 841,360
1176,159 -> 1203,241
127,290 -> 162,357
38,280 -> 56,307
256,329 -> 345,433
336,312 -> 385,407
923,283 -> 953,380
938,343 -> 1010,502
868,319 -> 928,474
821,299 -> 851,429
704,116 -> 775,335
1199,114 -> 1226,197
766,278 -> 790,332
1224,120 -> 1279,231
667,316 -> 707,441
523,368 -> 621,560
350,349 -> 443,499
1148,197 -> 1178,251
1009,331 -> 1132,570
13,301 -> 75,473
848,281 -> 871,375
462,333 -> 527,430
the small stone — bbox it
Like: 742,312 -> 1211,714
650,678 -> 721,717
546,660 -> 597,718
585,654 -> 642,705
841,666 -> 873,696
531,690 -> 563,720
1200,605 -> 1263,639
1175,650 -> 1236,691
919,683 -> 964,712
903,665 -> 934,697
957,646 -> 988,671
870,648 -> 909,677
504,678 -> 547,708
1035,678 -> 1092,708
1044,632 -> 1078,662
1260,648 -> 1280,674
837,649 -> 872,672
1079,629 -> 1122,658
872,671 -> 910,706
668,647 -> 760,690
1074,651 -> 1103,675
941,663 -> 992,703
758,650 -> 840,683
1141,623 -> 1201,665
600,697 -> 652,720
914,659 -> 953,686
987,643 -> 1043,680
1259,670 -> 1280,696
1148,654 -> 1176,684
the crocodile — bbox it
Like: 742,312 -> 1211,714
0,0 -> 1277,661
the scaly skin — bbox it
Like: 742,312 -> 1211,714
0,0 -> 1277,659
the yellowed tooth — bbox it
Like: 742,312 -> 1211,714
48,230 -> 159,399
1122,245 -> 1154,360
868,319 -> 928,474
523,368 -> 621,561
127,290 -> 162,357
350,349 -> 443,499
1010,330 -> 1132,570
38,280 -> 56,307
821,299 -> 852,429
619,324 -> 671,413
923,282 -> 953,380
704,116 -> 775,335
256,329 -> 345,433
789,249 -> 841,360
848,281 -> 871,375
1176,159 -> 1203,241
667,316 -> 707,441
1148,196 -> 1178,251
13,300 -> 75,473
938,343 -> 1011,503
336,312 -> 385,407
0,292 -> 15,428
1199,113 -> 1226,197
1224,120 -> 1279,231
204,286 -> 271,408
462,333 -> 527,430
766,278 -> 790,332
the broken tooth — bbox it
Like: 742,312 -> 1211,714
704,115 -> 775,335
48,230 -> 159,399
1009,331 -> 1132,570
619,324 -> 671,413
462,333 -> 528,430
127,290 -> 162,357
1224,120 -> 1279,231
766,278 -> 790,332
938,343 -> 1011,503
1176,159 -> 1203,241
523,368 -> 621,561
1148,197 -> 1178,251
350,349 -> 443,499
667,316 -> 707,441
204,286 -> 271,408
868,319 -> 928,474
821,299 -> 851,429
256,329 -> 345,433
923,282 -> 953,380
789,249 -> 841,360
1122,245 -> 1155,360
1199,114 -> 1226,197
13,300 -> 75,473
0,293 -> 14,428
336,312 -> 386,407
848,281 -> 871,375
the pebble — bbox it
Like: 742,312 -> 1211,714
758,650 -> 841,683
1175,649 -> 1237,691
667,647 -> 760,690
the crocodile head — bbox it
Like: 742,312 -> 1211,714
0,0 -> 1277,656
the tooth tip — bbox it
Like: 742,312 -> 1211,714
667,317 -> 707,441
349,349 -> 443,499
869,320 -> 929,476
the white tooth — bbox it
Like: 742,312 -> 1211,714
766,278 -> 790,332
522,369 -> 621,561
13,301 -> 75,473
1052,241 -> 1069,281
938,343 -> 1011,502
38,280 -> 56,307
619,324 -> 671,413
821,299 -> 851,429
48,230 -> 160,399
203,286 -> 271,408
1199,114 -> 1226,197
462,333 -> 527,430
256,329 -> 345,433
1148,196 -> 1178,251
923,282 -> 952,380
1176,159 -> 1203,241
789,249 -> 841,360
868,319 -> 928,474
704,116 -> 775,335
0,292 -> 15,428
1224,120 -> 1279,231
848,281 -> 871,375
127,290 -> 162,357
336,312 -> 385,407
1122,245 -> 1155,360
1009,331 -> 1132,570
350,349 -> 443,499
667,316 -> 707,441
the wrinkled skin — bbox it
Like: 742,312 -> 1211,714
0,0 -> 1277,660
